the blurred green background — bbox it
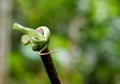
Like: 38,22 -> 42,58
0,0 -> 120,84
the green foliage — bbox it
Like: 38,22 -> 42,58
13,0 -> 77,29
11,0 -> 120,84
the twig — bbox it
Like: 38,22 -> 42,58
12,23 -> 62,83
40,48 -> 62,84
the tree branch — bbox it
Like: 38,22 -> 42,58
40,48 -> 62,84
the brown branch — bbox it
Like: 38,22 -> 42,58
40,48 -> 62,84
